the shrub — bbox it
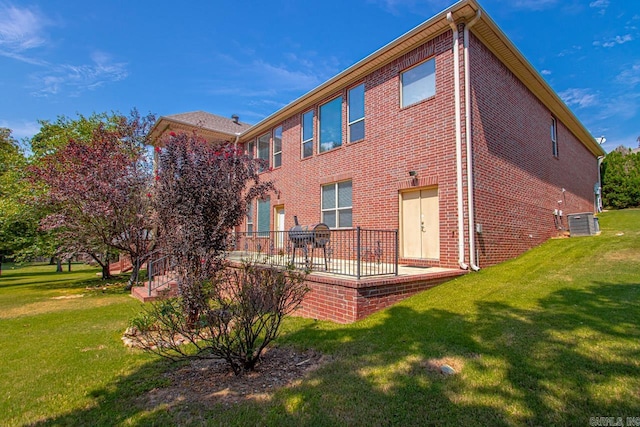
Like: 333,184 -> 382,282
127,262 -> 309,375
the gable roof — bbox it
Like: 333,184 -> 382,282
148,111 -> 251,144
239,0 -> 605,157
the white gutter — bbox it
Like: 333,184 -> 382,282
448,12 -> 468,270
464,10 -> 482,271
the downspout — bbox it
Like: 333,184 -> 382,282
596,155 -> 605,212
464,10 -> 482,271
447,12 -> 468,270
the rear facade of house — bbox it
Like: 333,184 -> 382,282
150,0 -> 603,276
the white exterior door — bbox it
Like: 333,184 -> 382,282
401,188 -> 439,259
274,206 -> 285,249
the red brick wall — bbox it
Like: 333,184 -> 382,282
468,33 -> 597,266
243,30 -> 463,269
238,27 -> 598,269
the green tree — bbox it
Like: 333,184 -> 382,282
601,146 -> 640,209
0,128 -> 32,261
28,110 -> 156,284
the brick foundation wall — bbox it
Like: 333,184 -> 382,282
295,271 -> 465,323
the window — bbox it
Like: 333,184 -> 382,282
551,117 -> 558,157
247,140 -> 255,158
301,110 -> 314,158
319,97 -> 342,153
257,132 -> 270,170
257,197 -> 270,237
273,126 -> 282,168
401,58 -> 436,108
321,181 -> 352,228
348,84 -> 365,142
246,202 -> 254,234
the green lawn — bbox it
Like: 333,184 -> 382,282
1,209 -> 639,426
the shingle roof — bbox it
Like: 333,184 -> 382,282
164,111 -> 252,135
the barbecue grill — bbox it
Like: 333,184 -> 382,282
289,216 -> 330,269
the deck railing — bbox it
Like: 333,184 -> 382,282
146,251 -> 177,296
229,227 -> 398,279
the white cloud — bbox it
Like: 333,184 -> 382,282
254,60 -> 322,91
593,34 -> 633,48
369,0 -> 452,16
559,88 -> 598,109
0,3 -> 48,54
617,63 -> 640,87
0,119 -> 40,139
589,0 -> 609,14
0,4 -> 128,97
512,0 -> 558,11
30,51 -> 128,97
541,69 -> 552,75
556,45 -> 582,57
593,93 -> 640,121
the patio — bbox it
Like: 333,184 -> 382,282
131,227 -> 466,322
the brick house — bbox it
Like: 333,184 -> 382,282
147,0 -> 605,322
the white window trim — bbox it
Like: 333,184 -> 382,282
400,58 -> 436,108
348,84 -> 365,143
246,202 -> 254,234
321,181 -> 353,229
318,96 -> 343,153
301,110 -> 314,158
273,125 -> 282,168
257,132 -> 270,169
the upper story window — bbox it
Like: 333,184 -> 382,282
321,180 -> 352,228
302,110 -> 314,159
257,132 -> 270,170
348,84 -> 365,143
401,58 -> 436,108
319,97 -> 343,153
551,117 -> 558,157
273,126 -> 282,168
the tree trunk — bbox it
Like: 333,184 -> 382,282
49,257 -> 55,265
56,258 -> 63,273
68,259 -> 72,272
102,256 -> 111,280
125,259 -> 140,291
88,252 -> 111,280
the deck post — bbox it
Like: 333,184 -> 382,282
147,258 -> 152,297
395,229 -> 399,276
356,227 -> 361,280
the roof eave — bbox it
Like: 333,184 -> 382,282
240,0 -> 603,157
241,0 -> 476,141
148,116 -> 241,145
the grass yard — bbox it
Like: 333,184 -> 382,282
1,209 -> 639,426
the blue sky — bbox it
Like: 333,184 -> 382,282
1,0 -> 638,153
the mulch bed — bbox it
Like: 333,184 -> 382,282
138,346 -> 328,408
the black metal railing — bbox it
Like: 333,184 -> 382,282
147,250 -> 177,296
229,227 -> 398,279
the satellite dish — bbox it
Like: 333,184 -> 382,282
595,136 -> 606,145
